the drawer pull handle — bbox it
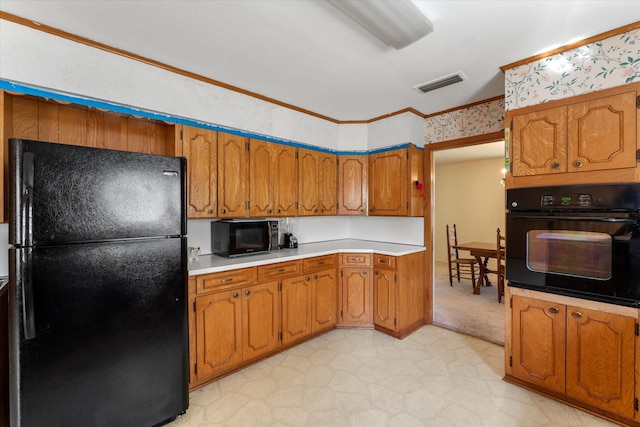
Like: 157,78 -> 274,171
233,292 -> 239,298
379,260 -> 387,264
549,307 -> 559,314
221,278 -> 234,284
318,261 -> 324,265
276,268 -> 285,273
572,311 -> 582,318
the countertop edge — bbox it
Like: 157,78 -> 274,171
188,239 -> 426,276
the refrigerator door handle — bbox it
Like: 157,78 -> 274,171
22,248 -> 36,339
23,151 -> 35,247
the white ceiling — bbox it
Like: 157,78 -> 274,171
0,1 -> 638,122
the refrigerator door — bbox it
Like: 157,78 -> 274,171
9,238 -> 188,427
9,139 -> 186,246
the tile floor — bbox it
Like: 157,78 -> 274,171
170,326 -> 616,427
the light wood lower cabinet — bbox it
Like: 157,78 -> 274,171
194,280 -> 280,382
339,254 -> 373,327
508,292 -> 636,422
191,255 -> 340,389
372,252 -> 425,338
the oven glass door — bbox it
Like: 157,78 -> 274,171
506,211 -> 640,306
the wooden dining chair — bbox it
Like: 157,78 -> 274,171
445,224 -> 479,286
496,227 -> 506,303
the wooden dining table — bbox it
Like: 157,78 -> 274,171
454,241 -> 500,295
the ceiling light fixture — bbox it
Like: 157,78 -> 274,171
327,0 -> 434,50
413,72 -> 466,94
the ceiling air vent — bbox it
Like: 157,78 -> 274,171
413,72 -> 465,94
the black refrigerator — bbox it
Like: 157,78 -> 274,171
7,138 -> 189,427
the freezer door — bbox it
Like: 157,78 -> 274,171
9,139 -> 186,246
9,238 -> 188,427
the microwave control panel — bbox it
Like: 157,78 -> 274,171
540,193 -> 592,207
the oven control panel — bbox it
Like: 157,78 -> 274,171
541,193 -> 593,207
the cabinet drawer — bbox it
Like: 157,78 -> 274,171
196,267 -> 257,294
303,254 -> 338,272
374,254 -> 395,269
341,253 -> 371,267
258,260 -> 302,281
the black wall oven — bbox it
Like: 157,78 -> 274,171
506,184 -> 640,307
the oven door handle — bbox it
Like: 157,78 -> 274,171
509,215 -> 635,223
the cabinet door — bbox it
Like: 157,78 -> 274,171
338,155 -> 367,215
242,281 -> 280,360
567,90 -> 637,173
312,268 -> 338,332
281,275 -> 313,345
511,105 -> 567,176
182,126 -> 217,218
340,267 -> 372,324
369,149 -> 407,216
275,144 -> 298,216
566,306 -> 635,418
217,132 -> 249,218
373,268 -> 395,331
511,295 -> 566,393
319,152 -> 337,215
249,139 -> 275,216
195,290 -> 242,380
298,148 -> 319,216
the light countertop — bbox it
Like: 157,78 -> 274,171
188,239 -> 426,276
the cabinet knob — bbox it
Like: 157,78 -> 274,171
573,160 -> 583,168
551,162 -> 560,169
277,209 -> 281,213
221,209 -> 226,214
306,276 -> 311,281
572,311 -> 582,318
245,290 -> 251,296
267,209 -> 272,213
208,209 -> 214,214
233,292 -> 239,298
549,307 -> 559,314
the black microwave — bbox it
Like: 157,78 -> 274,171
211,219 -> 279,257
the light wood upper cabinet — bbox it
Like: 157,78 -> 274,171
250,139 -> 297,217
567,91 -> 637,173
275,144 -> 298,216
298,149 -> 320,216
509,87 -> 638,184
217,132 -> 249,218
368,144 -> 423,217
338,155 -> 368,215
298,148 -> 337,216
181,125 -> 217,218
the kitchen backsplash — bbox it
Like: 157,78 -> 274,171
504,27 -> 640,111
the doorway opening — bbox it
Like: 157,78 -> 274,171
424,133 -> 505,345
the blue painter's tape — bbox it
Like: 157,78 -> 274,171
0,79 -> 420,155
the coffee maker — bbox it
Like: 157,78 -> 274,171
281,217 -> 298,249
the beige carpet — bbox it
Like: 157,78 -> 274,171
433,262 -> 505,346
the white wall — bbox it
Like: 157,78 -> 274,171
0,19 -> 428,274
434,157 -> 506,263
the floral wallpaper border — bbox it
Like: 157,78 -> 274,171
424,98 -> 504,143
505,28 -> 640,111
